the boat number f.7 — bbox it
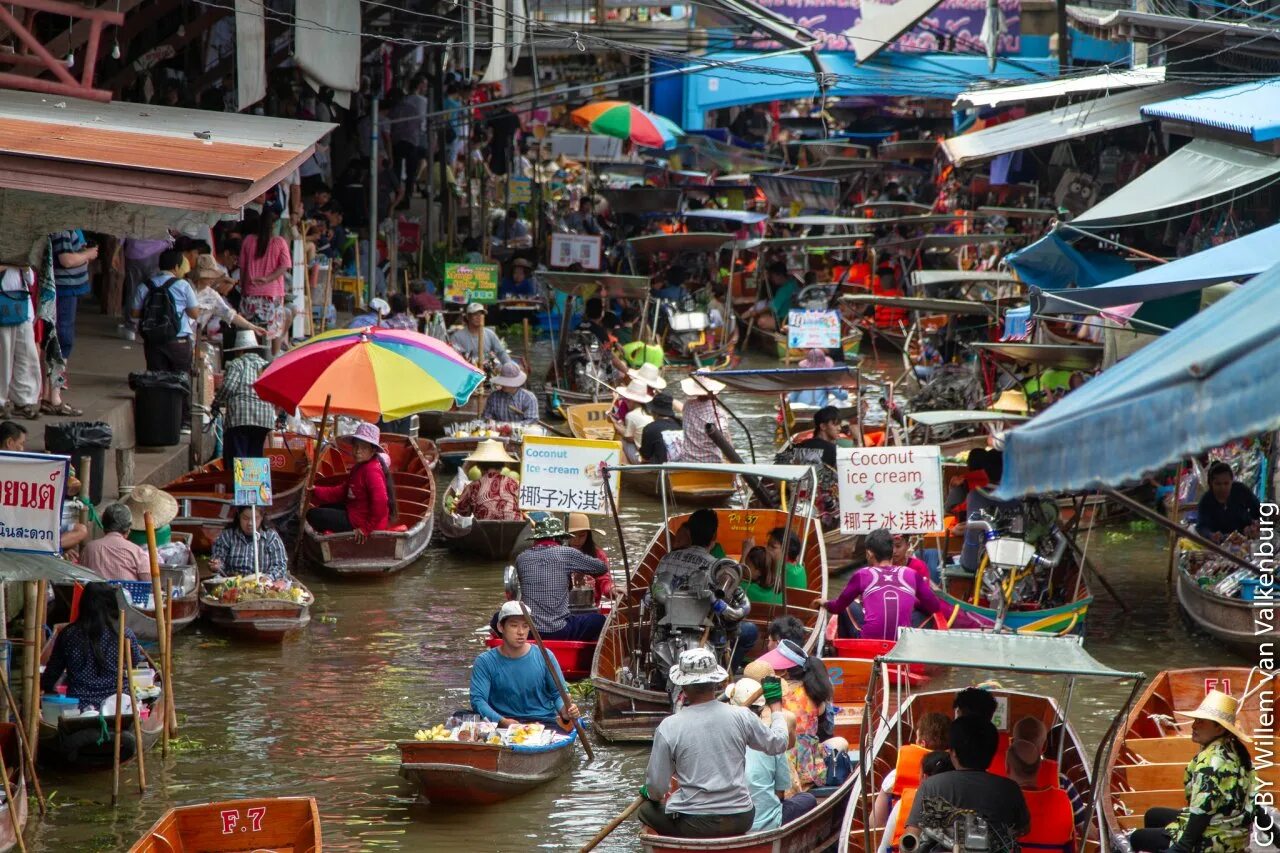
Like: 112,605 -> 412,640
221,806 -> 266,834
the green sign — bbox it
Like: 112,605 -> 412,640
444,263 -> 499,305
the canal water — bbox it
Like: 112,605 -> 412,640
28,355 -> 1246,852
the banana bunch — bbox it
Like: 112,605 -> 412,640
413,724 -> 454,741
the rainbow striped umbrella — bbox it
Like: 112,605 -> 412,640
570,101 -> 684,150
253,327 -> 484,421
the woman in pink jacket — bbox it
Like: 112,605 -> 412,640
307,422 -> 397,542
239,208 -> 292,355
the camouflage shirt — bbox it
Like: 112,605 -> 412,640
1167,736 -> 1255,853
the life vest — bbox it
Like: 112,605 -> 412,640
990,749 -> 1060,789
891,743 -> 929,796
1018,787 -> 1075,853
891,785 -> 919,847
987,732 -> 1011,772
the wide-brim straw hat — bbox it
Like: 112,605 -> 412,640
989,389 -> 1029,414
1178,689 -> 1252,743
680,376 -> 725,398
120,484 -> 178,531
466,439 -> 517,465
627,362 -> 667,390
224,329 -> 265,353
615,379 -> 655,404
566,512 -> 602,537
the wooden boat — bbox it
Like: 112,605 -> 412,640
0,724 -> 26,853
937,547 -> 1092,635
38,688 -> 166,770
483,602 -> 612,681
566,403 -> 618,442
592,505 -> 828,743
162,433 -> 314,552
110,531 -> 201,642
436,432 -> 521,471
200,579 -> 313,642
641,773 -> 857,852
301,435 -> 437,578
1175,564 -> 1280,652
128,797 -> 322,852
1100,668 -> 1279,846
439,483 -> 531,560
398,729 -> 578,805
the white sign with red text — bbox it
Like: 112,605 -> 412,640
0,451 -> 69,554
837,445 -> 944,535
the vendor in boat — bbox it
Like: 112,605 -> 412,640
1006,740 -> 1076,853
788,350 -> 848,411
755,638 -> 836,793
819,529 -> 945,640
680,376 -> 727,464
740,262 -> 799,333
904,715 -> 1030,853
498,258 -> 538,300
121,484 -> 179,548
1129,689 -> 1257,853
41,582 -> 147,712
508,516 -> 609,641
794,405 -> 842,469
471,600 -> 580,730
725,678 -> 818,832
448,303 -> 512,367
453,440 -> 522,521
567,512 -> 615,605
307,421 -> 396,543
210,505 -> 289,581
1196,461 -> 1261,543
82,503 -> 151,583
211,330 -> 278,471
480,362 -> 539,423
640,648 -> 792,839
638,392 -> 683,464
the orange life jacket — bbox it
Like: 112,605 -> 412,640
1018,787 -> 1075,853
987,733 -> 1011,773
892,744 -> 929,796
891,786 -> 918,847
990,750 -> 1059,789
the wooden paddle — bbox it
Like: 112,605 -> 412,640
110,608 -> 126,806
516,602 -> 593,761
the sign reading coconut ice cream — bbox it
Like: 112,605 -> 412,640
519,435 -> 622,516
0,450 -> 70,554
837,445 -> 944,535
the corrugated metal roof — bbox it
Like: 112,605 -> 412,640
1142,78 -> 1280,142
955,66 -> 1167,110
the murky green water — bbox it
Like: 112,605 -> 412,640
27,354 -> 1247,852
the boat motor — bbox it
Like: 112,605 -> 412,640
900,813 -> 991,853
564,329 -> 612,396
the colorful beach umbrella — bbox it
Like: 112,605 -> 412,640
570,101 -> 684,150
253,327 -> 484,421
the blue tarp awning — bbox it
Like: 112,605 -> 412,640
999,258 -> 1280,497
1032,221 -> 1280,314
1006,232 -> 1135,291
1142,78 -> 1280,143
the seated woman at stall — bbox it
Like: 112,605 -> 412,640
453,440 -> 522,521
1196,461 -> 1261,542
307,421 -> 396,542
498,258 -> 538,300
210,505 -> 289,580
740,262 -> 799,333
41,582 -> 146,711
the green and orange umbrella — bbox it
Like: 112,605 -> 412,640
570,101 -> 684,150
253,327 -> 484,421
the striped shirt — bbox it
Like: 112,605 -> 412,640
210,526 -> 288,580
481,388 -> 538,423
515,542 -> 607,633
213,353 -> 278,430
51,230 -> 91,295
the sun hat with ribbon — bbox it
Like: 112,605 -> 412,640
492,362 -> 528,388
669,647 -> 729,687
465,439 -> 517,465
339,421 -> 382,451
724,678 -> 765,708
627,362 -> 667,390
615,379 -> 655,404
1178,689 -> 1252,743
120,484 -> 179,531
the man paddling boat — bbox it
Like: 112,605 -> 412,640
471,601 -> 581,730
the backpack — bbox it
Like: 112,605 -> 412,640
139,278 -> 181,344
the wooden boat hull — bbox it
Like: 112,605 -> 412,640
436,434 -> 520,472
840,688 -> 1095,853
201,595 -> 311,642
565,403 -> 618,442
439,486 -> 530,560
939,561 -> 1093,635
0,725 -> 26,853
121,562 -> 200,641
39,691 -> 165,770
129,797 -> 322,853
1175,569 -> 1278,651
398,735 -> 577,805
642,773 -> 857,852
1101,668 -> 1279,849
592,509 -> 829,743
484,637 -> 598,681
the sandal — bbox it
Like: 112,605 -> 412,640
13,405 -> 38,420
40,401 -> 83,417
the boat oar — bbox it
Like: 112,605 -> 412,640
577,795 -> 643,853
517,602 -> 594,761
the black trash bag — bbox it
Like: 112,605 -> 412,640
44,421 -> 113,451
128,371 -> 190,393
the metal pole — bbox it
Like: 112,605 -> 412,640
369,95 -> 380,302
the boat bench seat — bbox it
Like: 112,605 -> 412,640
1116,761 -> 1186,792
1124,737 -> 1197,764
1113,788 -> 1184,819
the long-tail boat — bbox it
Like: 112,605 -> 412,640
398,729 -> 579,806
128,797 -> 322,852
302,435 -> 437,578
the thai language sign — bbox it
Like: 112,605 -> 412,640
788,309 -> 841,350
0,451 -> 69,554
444,263 -> 499,304
519,435 -> 622,516
233,458 -> 273,507
745,0 -> 1021,55
837,445 -> 944,535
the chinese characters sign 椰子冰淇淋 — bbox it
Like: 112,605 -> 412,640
519,435 -> 622,516
836,445 -> 944,535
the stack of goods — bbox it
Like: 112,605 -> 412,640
443,420 -> 545,442
412,717 -> 563,748
1183,535 -> 1272,601
206,575 -> 313,605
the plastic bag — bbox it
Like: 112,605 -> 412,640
128,371 -> 190,392
44,421 -> 112,451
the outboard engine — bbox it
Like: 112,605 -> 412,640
650,559 -> 745,693
564,329 -> 610,396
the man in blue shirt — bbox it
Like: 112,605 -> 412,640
470,600 -> 581,728
130,248 -> 201,433
49,229 -> 97,360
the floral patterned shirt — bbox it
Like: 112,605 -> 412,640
1167,736 -> 1255,853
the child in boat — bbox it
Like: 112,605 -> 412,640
727,678 -> 817,832
307,421 -> 397,542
